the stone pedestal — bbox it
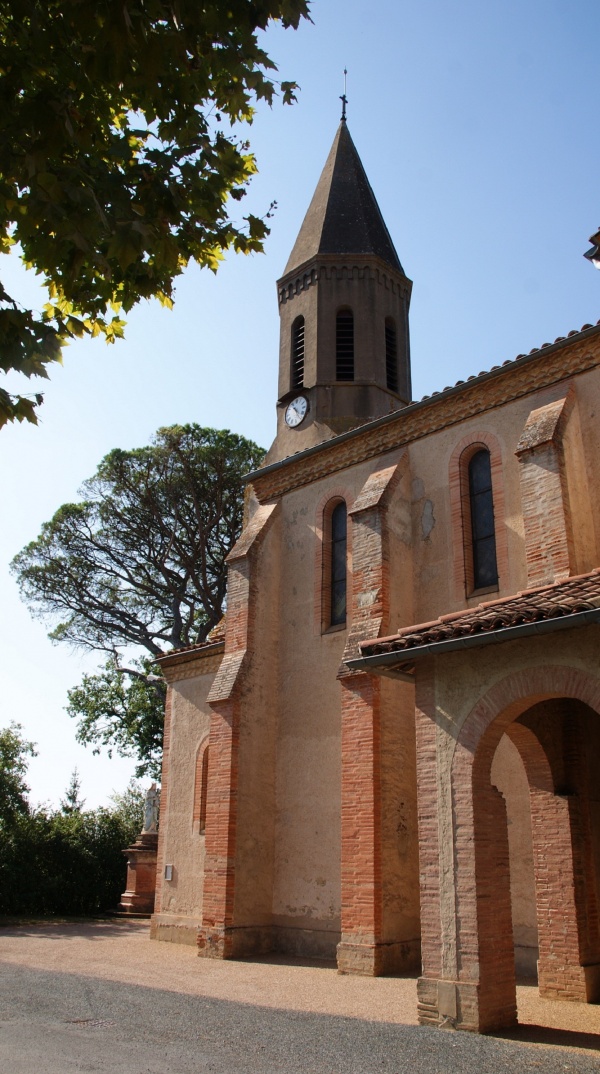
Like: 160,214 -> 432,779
118,831 -> 158,915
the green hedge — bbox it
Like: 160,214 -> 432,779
0,807 -> 141,916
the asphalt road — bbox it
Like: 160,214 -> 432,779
2,960 -> 600,1074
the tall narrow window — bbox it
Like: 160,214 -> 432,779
385,318 -> 398,392
336,310 -> 354,381
330,501 -> 347,625
193,741 -> 209,834
291,316 -> 305,389
469,449 -> 498,589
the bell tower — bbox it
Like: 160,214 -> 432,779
270,119 -> 413,462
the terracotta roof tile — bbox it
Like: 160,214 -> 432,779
415,319 -> 600,405
154,624 -> 226,665
360,569 -> 600,658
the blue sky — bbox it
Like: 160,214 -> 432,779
1,0 -> 598,807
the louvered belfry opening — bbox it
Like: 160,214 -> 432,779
385,318 -> 398,392
291,316 -> 305,389
336,309 -> 354,381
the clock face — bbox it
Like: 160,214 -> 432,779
285,395 -> 308,428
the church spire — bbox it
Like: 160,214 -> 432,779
284,122 -> 404,278
270,122 -> 413,461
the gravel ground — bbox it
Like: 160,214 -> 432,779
0,919 -> 599,1073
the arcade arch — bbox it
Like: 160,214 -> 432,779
418,665 -> 600,1032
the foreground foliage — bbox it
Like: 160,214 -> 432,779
0,800 -> 143,916
0,759 -> 144,917
0,0 -> 310,426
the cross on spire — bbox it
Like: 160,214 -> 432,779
340,68 -> 348,122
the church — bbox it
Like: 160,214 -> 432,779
149,117 -> 600,1033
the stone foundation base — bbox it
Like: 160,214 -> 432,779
539,961 -> 600,1003
337,938 -> 421,976
197,925 -> 273,959
417,977 -> 518,1033
272,925 -> 339,960
150,914 -> 203,946
196,924 -> 340,960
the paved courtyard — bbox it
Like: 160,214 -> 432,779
1,920 -> 599,1072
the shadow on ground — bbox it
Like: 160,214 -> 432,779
1,960 -> 599,1074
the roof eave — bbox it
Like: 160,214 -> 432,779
245,321 -> 600,487
155,640 -> 225,670
345,606 -> 600,679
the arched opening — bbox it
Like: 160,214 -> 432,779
448,432 -> 507,603
467,448 -> 498,590
321,498 -> 347,630
448,677 -> 600,1029
492,699 -> 600,999
336,309 -> 354,381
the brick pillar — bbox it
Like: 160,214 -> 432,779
470,781 -> 517,1029
337,671 -> 383,974
337,459 -> 404,975
197,697 -> 240,958
197,503 -> 278,960
416,670 -> 517,1032
509,715 -> 600,1003
531,789 -> 600,1001
415,675 -> 444,1024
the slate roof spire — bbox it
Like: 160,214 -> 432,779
283,123 -> 404,278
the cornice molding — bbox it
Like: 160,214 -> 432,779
251,332 -> 600,504
160,648 -> 224,684
278,255 -> 411,306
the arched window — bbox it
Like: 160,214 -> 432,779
330,501 -> 347,625
468,449 -> 498,590
193,741 -> 209,834
385,318 -> 398,392
291,316 -> 305,389
336,310 -> 354,381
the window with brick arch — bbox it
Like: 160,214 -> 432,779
329,500 -> 347,626
291,316 -> 305,389
385,318 -> 398,392
336,309 -> 354,381
468,448 -> 498,590
193,740 -> 209,834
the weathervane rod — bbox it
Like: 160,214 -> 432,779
340,67 -> 348,122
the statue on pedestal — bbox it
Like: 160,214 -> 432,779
143,783 -> 160,833
118,782 -> 160,915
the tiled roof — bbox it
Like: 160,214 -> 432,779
416,319 -> 600,405
154,627 -> 225,666
360,570 -> 600,659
